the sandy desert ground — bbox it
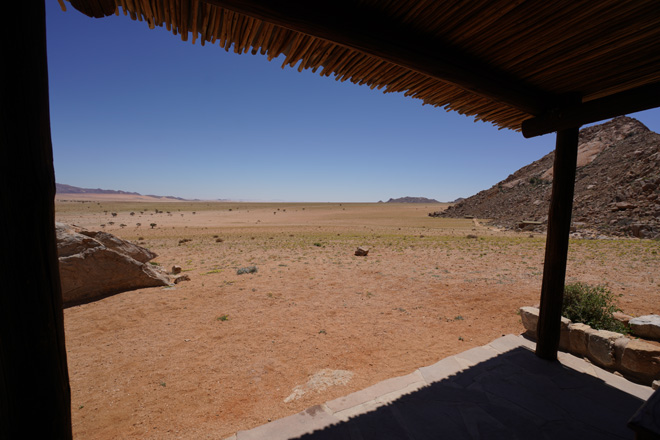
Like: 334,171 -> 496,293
56,197 -> 660,439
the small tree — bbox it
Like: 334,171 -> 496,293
150,223 -> 157,229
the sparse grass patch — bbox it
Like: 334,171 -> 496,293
203,268 -> 223,275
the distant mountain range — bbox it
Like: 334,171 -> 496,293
55,183 -> 189,201
383,196 -> 441,203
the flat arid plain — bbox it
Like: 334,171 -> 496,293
56,197 -> 660,439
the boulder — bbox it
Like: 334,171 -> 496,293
612,312 -> 634,327
567,323 -> 594,357
519,306 -> 570,345
620,339 -> 660,384
558,316 -> 572,351
613,337 -> 631,368
57,223 -> 170,307
171,265 -> 182,274
587,330 -> 623,368
629,315 -> 660,341
354,246 -> 369,256
520,307 -> 539,337
615,201 -> 637,210
79,230 -> 156,263
55,223 -> 103,257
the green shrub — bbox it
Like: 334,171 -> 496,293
237,266 -> 258,275
561,283 -> 625,332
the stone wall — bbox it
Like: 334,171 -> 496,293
520,307 -> 660,386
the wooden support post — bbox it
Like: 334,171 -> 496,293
0,2 -> 72,438
536,127 -> 580,361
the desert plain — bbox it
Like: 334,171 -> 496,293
56,196 -> 660,439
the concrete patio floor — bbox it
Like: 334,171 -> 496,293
226,334 -> 654,440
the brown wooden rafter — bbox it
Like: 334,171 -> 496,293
522,81 -> 660,137
68,0 -> 115,18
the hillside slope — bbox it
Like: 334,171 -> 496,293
434,117 -> 660,239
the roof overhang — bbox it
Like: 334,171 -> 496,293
63,0 -> 660,135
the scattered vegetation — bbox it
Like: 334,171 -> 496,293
528,176 -> 548,186
202,268 -> 223,275
561,282 -> 626,332
237,266 -> 258,275
217,315 -> 230,322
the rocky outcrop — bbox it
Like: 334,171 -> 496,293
630,315 -> 660,341
435,117 -> 660,238
56,223 -> 170,307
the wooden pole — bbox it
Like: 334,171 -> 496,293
0,1 -> 72,438
535,127 -> 580,361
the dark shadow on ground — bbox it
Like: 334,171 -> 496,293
294,347 -> 644,440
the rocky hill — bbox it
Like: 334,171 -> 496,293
385,196 -> 440,203
432,116 -> 660,239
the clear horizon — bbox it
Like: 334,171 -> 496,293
46,3 -> 660,202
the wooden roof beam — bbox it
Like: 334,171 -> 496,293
522,81 -> 660,138
68,0 -> 116,18
202,0 -> 554,116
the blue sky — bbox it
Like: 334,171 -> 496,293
45,3 -> 660,202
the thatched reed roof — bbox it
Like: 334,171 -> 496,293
60,0 -> 660,135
